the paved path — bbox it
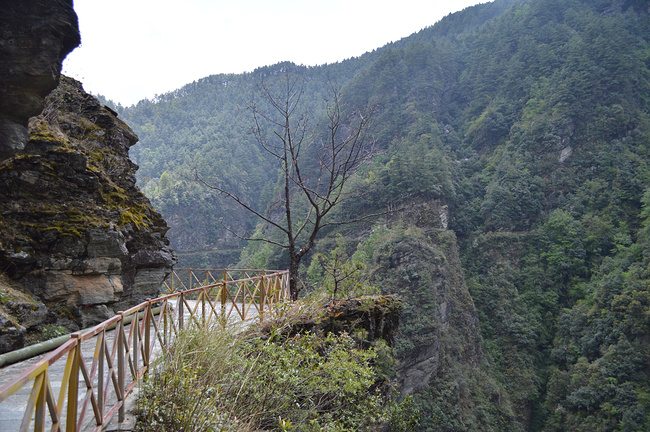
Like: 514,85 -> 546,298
0,300 -> 260,431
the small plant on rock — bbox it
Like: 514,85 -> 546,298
40,324 -> 67,341
308,235 -> 377,302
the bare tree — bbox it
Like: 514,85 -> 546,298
197,72 -> 376,300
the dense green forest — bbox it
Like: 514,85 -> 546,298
117,0 -> 650,430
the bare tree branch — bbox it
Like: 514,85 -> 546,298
194,171 -> 289,235
218,219 -> 289,249
197,70 -> 377,300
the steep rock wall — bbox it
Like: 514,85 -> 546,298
0,0 -> 80,157
373,201 -> 482,395
0,77 -> 176,353
367,199 -> 520,429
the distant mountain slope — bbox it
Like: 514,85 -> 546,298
122,0 -> 650,430
119,62 -> 363,267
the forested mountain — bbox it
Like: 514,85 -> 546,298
118,61 -> 372,267
120,0 -> 650,430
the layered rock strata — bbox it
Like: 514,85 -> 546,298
0,77 -> 176,352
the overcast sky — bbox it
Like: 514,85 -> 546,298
63,0 -> 487,106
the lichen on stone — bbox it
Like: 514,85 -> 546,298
0,76 -> 176,353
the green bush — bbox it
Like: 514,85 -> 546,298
135,321 -> 415,431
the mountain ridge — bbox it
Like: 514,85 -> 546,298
121,0 -> 650,430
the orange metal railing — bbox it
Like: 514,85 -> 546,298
0,269 -> 289,432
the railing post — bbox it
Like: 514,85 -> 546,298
201,289 -> 206,327
117,312 -> 125,424
133,309 -> 139,380
163,300 -> 169,347
284,273 -> 290,300
260,276 -> 266,322
98,329 -> 105,422
178,293 -> 184,331
34,372 -> 46,432
67,333 -> 81,432
223,270 -> 228,307
273,274 -> 281,302
144,300 -> 151,376
220,281 -> 227,309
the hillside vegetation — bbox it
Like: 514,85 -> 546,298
119,0 -> 650,430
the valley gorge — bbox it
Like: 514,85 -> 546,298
120,0 -> 650,430
0,0 -> 648,431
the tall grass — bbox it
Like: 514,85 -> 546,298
134,316 -> 416,431
134,324 -> 245,431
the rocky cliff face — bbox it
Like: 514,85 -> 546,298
0,0 -> 175,354
366,200 -> 520,428
372,201 -> 482,396
0,77 -> 176,353
0,0 -> 80,157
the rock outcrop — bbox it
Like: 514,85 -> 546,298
258,295 -> 403,347
372,226 -> 483,396
0,0 -> 80,158
0,77 -> 176,353
368,203 -> 520,427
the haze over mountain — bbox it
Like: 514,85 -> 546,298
116,0 -> 650,430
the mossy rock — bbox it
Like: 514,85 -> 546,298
257,295 -> 403,347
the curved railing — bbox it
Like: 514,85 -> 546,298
161,268 -> 286,294
0,269 -> 289,432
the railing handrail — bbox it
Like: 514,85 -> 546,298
0,269 -> 290,432
170,268 -> 285,272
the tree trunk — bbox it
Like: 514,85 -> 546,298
289,253 -> 300,300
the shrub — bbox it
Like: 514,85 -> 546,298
134,321 -> 415,431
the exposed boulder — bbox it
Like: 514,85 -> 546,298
0,0 -> 80,158
0,77 -> 176,352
